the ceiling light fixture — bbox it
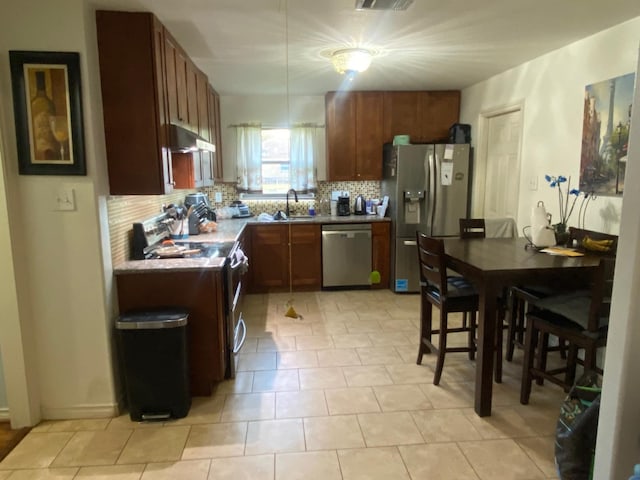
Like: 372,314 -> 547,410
331,48 -> 373,78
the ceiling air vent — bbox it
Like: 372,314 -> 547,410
355,0 -> 414,11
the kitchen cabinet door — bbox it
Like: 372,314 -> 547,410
290,224 -> 322,290
164,34 -> 180,125
383,92 -> 421,143
96,11 -> 173,195
326,92 -> 356,181
248,224 -> 288,292
418,91 -> 460,142
186,65 -> 199,133
197,72 -> 210,141
208,84 -> 224,180
175,49 -> 190,127
355,92 -> 384,180
371,222 -> 390,289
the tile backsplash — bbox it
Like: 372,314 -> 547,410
107,191 -> 194,266
107,181 -> 381,266
201,180 -> 381,217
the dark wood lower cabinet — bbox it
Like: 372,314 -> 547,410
248,222 -> 389,293
291,224 -> 322,290
248,223 -> 322,293
249,224 -> 289,292
115,270 -> 226,396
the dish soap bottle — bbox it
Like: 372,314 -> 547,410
629,464 -> 640,480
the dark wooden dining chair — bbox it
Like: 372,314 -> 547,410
507,227 -> 617,364
416,232 -> 479,385
416,232 -> 506,384
520,256 -> 615,404
459,218 -> 486,239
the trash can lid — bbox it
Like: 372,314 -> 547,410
116,309 -> 189,330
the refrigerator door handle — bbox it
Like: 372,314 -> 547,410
428,151 -> 437,235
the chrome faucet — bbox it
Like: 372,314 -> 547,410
285,188 -> 298,217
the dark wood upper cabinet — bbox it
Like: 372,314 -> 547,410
355,92 -> 384,180
325,90 -> 460,181
383,91 -> 421,142
96,10 -> 173,195
326,92 -> 357,181
418,91 -> 461,143
208,84 -> 224,181
97,10 -> 223,194
326,90 -> 384,181
383,91 -> 460,143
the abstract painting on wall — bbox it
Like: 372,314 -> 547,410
580,72 -> 635,195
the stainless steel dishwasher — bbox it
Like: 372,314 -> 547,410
322,224 -> 372,287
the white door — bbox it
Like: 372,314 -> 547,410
483,109 -> 522,219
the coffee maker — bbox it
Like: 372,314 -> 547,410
337,196 -> 350,216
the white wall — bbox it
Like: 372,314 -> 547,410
594,46 -> 640,480
461,18 -> 640,477
220,95 -> 326,183
0,0 -> 117,424
460,17 -> 640,235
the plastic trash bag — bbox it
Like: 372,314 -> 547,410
555,371 -> 602,480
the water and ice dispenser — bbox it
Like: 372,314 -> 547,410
403,190 -> 424,224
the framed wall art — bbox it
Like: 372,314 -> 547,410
580,72 -> 635,195
9,51 -> 86,175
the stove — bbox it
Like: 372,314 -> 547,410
131,213 -> 233,260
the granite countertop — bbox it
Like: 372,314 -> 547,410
114,214 -> 390,274
246,213 -> 390,225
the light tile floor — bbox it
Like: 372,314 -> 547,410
0,290 -> 566,479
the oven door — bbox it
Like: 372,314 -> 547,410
226,243 -> 248,378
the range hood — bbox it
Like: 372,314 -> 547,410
169,124 -> 215,153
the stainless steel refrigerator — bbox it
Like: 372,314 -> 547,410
381,143 -> 471,293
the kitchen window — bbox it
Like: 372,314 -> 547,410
236,124 -> 320,196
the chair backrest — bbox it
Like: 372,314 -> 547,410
416,232 -> 448,295
587,257 -> 616,332
568,227 -> 618,256
459,218 -> 486,239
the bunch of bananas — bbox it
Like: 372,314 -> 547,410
582,236 -> 614,252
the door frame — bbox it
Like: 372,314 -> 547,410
473,101 -> 525,218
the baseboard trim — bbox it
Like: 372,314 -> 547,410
41,403 -> 119,420
0,408 -> 9,421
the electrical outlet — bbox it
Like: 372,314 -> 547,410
55,186 -> 76,211
214,192 -> 222,203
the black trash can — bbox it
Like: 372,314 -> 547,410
116,309 -> 191,421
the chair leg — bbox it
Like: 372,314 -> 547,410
506,298 -> 518,362
535,332 -> 549,386
494,311 -> 504,383
566,345 -> 579,391
462,312 -> 468,329
468,311 -> 476,361
416,297 -> 433,365
520,318 -> 539,405
433,309 -> 448,386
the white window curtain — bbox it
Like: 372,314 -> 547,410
236,124 -> 262,192
290,124 -> 318,192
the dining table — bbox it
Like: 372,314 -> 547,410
442,237 -> 602,417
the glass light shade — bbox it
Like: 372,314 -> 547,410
331,48 -> 372,75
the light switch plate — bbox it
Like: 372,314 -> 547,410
55,186 -> 76,211
529,176 -> 538,190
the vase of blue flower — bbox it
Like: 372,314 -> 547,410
545,174 -> 596,245
553,222 -> 569,246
